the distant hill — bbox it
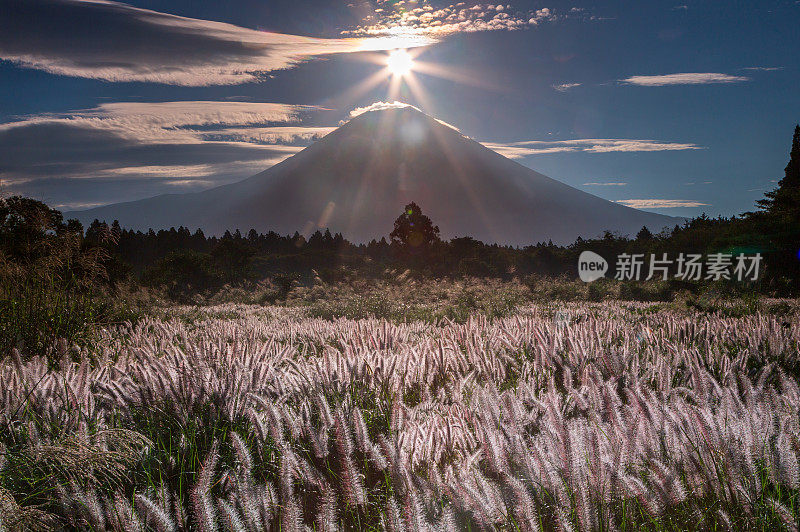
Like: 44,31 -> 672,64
68,106 -> 682,245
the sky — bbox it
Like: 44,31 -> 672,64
0,0 -> 798,218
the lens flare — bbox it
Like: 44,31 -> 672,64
387,49 -> 414,77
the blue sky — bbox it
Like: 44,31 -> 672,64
0,0 -> 797,217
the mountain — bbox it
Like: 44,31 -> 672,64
68,106 -> 682,245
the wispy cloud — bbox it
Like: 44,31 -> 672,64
741,66 -> 783,71
0,0 -> 426,86
345,101 -> 461,130
483,138 -> 704,158
99,165 -> 224,178
348,101 -> 415,118
553,83 -> 581,92
0,101 -> 324,140
480,143 -> 552,158
0,101 -> 329,206
616,199 -> 709,209
619,73 -> 749,86
583,182 -> 627,186
344,3 -> 564,38
201,126 -> 335,145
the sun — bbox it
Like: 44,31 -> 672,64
386,49 -> 414,77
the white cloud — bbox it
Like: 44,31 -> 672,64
741,66 -> 783,71
482,138 -> 704,157
0,0 -> 428,86
579,139 -> 704,153
199,126 -> 335,145
348,101 -> 415,118
345,101 -> 461,131
79,101 -> 317,127
0,100 -> 327,205
480,143 -> 548,158
344,2 -> 562,38
529,8 -> 556,24
615,199 -> 710,209
619,73 -> 750,86
2,101 -> 323,144
553,83 -> 581,92
50,201 -> 108,211
87,165 -> 219,178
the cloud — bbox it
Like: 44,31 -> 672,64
480,143 -> 549,158
553,83 -> 581,92
529,8 -> 557,25
73,101 -> 318,127
98,165 -> 225,178
0,101 -> 324,142
741,66 -> 783,71
348,101 -> 414,118
0,0 -> 426,86
49,201 -> 109,211
345,101 -> 461,130
0,101 -> 329,207
344,2 -> 563,37
615,199 -> 710,209
200,126 -> 335,145
583,182 -> 627,186
483,138 -> 704,158
619,73 -> 749,86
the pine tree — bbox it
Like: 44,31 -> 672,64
747,124 -> 800,289
635,226 -> 653,241
756,124 -> 800,219
389,202 -> 440,248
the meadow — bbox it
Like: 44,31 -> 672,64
2,297 -> 799,531
3,23 -> 799,532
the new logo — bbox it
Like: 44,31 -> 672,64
578,251 -> 608,282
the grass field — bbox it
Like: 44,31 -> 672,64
1,297 -> 799,531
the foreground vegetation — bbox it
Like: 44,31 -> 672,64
1,301 -> 799,530
1,125 -> 798,531
2,124 -> 798,369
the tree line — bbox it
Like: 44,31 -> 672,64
3,125 -> 799,299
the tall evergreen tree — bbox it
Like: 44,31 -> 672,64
390,202 -> 440,248
747,124 -> 800,289
756,124 -> 800,219
635,226 -> 653,241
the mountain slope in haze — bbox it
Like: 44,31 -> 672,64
68,106 -> 682,245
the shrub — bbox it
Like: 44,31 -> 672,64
0,197 -> 138,363
143,250 -> 223,302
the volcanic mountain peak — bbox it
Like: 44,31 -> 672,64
345,103 -> 456,130
311,105 -> 463,157
68,105 -> 682,245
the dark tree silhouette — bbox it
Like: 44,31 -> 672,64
390,202 -> 440,248
211,237 -> 256,283
757,124 -> 800,219
0,196 -> 68,259
635,226 -> 653,241
146,250 -> 222,301
748,123 -> 800,288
